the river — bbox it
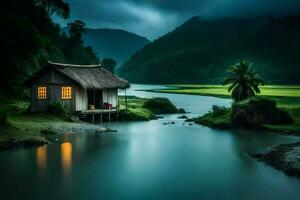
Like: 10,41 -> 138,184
0,84 -> 299,200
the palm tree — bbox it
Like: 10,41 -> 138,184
223,60 -> 264,102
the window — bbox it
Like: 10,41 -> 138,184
38,87 -> 47,99
62,87 -> 72,99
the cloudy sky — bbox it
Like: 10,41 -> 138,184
54,0 -> 300,40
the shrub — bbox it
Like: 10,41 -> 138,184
40,128 -> 57,135
0,109 -> 7,127
209,105 -> 230,117
142,98 -> 178,114
48,101 -> 67,116
118,109 -> 155,121
231,97 -> 293,127
194,105 -> 232,129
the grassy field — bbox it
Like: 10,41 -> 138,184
153,84 -> 300,134
155,85 -> 300,98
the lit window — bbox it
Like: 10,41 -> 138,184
38,87 -> 47,99
62,87 -> 72,99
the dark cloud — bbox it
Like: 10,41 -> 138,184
53,0 -> 300,39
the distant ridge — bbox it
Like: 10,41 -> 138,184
82,28 -> 150,67
119,15 -> 300,84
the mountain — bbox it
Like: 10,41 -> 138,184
82,28 -> 150,66
119,16 -> 300,84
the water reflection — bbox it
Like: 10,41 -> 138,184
61,142 -> 72,176
37,146 -> 47,174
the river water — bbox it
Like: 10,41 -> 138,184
0,84 -> 299,200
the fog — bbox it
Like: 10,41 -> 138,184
53,0 -> 300,39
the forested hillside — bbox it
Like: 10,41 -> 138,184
83,28 -> 150,67
120,16 -> 300,84
0,0 -> 99,95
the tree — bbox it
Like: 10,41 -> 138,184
64,20 -> 99,64
223,60 -> 264,102
102,58 -> 117,74
35,0 -> 70,19
67,20 -> 85,47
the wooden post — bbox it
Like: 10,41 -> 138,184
92,113 -> 95,124
100,113 -> 102,125
125,89 -> 128,111
108,112 -> 111,124
93,88 -> 96,108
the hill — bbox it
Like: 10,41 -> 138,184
119,16 -> 300,84
83,28 -> 150,66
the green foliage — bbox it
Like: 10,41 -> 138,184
118,96 -> 155,121
224,60 -> 264,102
210,105 -> 230,117
40,128 -> 57,135
0,110 -> 7,127
35,0 -> 70,19
195,106 -> 232,129
195,97 -> 295,131
142,98 -> 178,114
120,16 -> 300,84
118,109 -> 155,121
102,58 -> 116,74
0,0 -> 99,95
231,97 -> 293,127
64,20 -> 99,64
48,101 -> 67,116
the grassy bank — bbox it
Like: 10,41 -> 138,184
118,96 -> 183,121
118,96 -> 156,120
153,84 -> 300,134
0,95 -> 181,150
0,98 -> 70,150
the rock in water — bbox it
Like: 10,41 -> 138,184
252,142 -> 300,178
70,116 -> 80,122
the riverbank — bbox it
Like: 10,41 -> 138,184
118,96 -> 185,120
0,96 -> 182,150
0,113 -> 116,150
151,84 -> 300,134
252,142 -> 300,178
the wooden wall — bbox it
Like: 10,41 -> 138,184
102,89 -> 118,108
30,69 -> 80,112
29,68 -> 120,112
75,86 -> 88,111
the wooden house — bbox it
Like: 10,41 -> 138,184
24,61 -> 129,114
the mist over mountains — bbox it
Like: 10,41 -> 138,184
57,0 -> 300,39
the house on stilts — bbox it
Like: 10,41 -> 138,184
24,61 -> 130,121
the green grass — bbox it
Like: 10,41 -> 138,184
118,96 -> 155,121
156,84 -> 300,134
118,96 -> 181,120
156,84 -> 300,98
0,97 -> 69,150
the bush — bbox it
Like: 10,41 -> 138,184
231,97 -> 293,127
48,101 -> 67,116
0,110 -> 7,127
142,98 -> 178,114
209,105 -> 230,117
118,109 -> 155,121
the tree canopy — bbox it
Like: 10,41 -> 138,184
0,0 -> 99,94
102,58 -> 117,74
223,60 -> 264,102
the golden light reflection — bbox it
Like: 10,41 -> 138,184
61,142 -> 72,175
37,146 -> 47,174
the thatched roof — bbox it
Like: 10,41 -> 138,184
25,61 -> 130,89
